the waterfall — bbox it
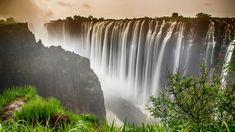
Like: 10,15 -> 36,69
152,22 -> 177,96
173,23 -> 185,73
45,19 -> 233,105
204,22 -> 216,78
221,40 -> 235,84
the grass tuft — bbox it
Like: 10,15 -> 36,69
0,85 -> 36,113
14,97 -> 64,125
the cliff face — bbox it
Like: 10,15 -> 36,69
0,23 -> 106,120
46,17 -> 235,66
45,17 -> 235,104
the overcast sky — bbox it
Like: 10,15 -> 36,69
0,0 -> 234,22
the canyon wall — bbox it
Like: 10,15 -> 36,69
0,23 -> 106,120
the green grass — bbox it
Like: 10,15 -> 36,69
14,97 -> 64,123
0,86 -> 102,131
0,85 -> 36,113
0,86 -> 173,132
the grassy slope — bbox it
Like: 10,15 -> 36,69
0,86 -> 169,132
0,86 -> 105,131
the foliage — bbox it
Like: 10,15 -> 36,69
222,61 -> 235,124
6,18 -> 15,23
0,120 -> 172,132
66,16 -> 73,21
226,61 -> 235,76
148,66 -> 235,131
2,72 -> 235,132
0,86 -> 36,113
196,13 -> 212,18
0,86 -> 102,131
0,17 -> 16,24
196,13 -> 211,23
14,97 -> 64,124
172,13 -> 179,18
0,86 -> 172,132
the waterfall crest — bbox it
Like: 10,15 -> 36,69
45,19 -> 234,105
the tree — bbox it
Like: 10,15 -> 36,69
172,13 -> 179,18
66,17 -> 73,22
148,66 -> 235,131
196,13 -> 211,23
196,13 -> 211,18
73,15 -> 81,20
0,19 -> 5,24
98,17 -> 104,21
6,17 -> 15,23
88,15 -> 94,20
221,60 -> 235,125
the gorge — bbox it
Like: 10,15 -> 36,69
44,17 -> 234,101
42,16 -> 235,123
1,15 -> 235,125
1,0 -> 235,130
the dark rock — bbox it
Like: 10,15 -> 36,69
0,98 -> 26,121
50,113 -> 69,128
106,96 -> 147,125
0,23 -> 106,120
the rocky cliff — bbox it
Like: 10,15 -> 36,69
45,16 -> 235,104
0,23 -> 106,120
46,16 -> 235,71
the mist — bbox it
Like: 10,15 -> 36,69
0,0 -> 53,41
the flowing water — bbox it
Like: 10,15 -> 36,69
221,40 -> 235,84
43,19 -> 234,122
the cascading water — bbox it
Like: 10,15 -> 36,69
204,22 -> 216,78
152,21 -> 177,96
221,40 -> 235,84
44,19 -> 234,107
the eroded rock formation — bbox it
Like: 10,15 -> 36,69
0,23 -> 106,120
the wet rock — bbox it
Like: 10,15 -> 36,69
0,98 -> 26,120
0,23 -> 106,120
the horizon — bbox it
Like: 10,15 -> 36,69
0,0 -> 234,23
1,13 -> 235,23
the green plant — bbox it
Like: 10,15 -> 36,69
147,66 -> 233,131
0,86 -> 102,131
0,86 -> 36,113
14,97 -> 64,124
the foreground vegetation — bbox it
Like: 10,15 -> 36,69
0,86 -> 171,131
1,64 -> 235,131
148,65 -> 235,131
0,86 -> 105,131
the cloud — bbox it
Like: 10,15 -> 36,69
0,0 -> 52,22
58,1 -> 71,7
204,2 -> 212,6
82,3 -> 91,9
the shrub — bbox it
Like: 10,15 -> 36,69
148,66 -> 235,131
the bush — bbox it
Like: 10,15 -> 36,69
148,66 -> 235,131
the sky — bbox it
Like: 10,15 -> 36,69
0,0 -> 234,22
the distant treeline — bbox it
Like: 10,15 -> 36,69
49,13 -> 235,24
48,13 -> 235,41
0,17 -> 16,24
